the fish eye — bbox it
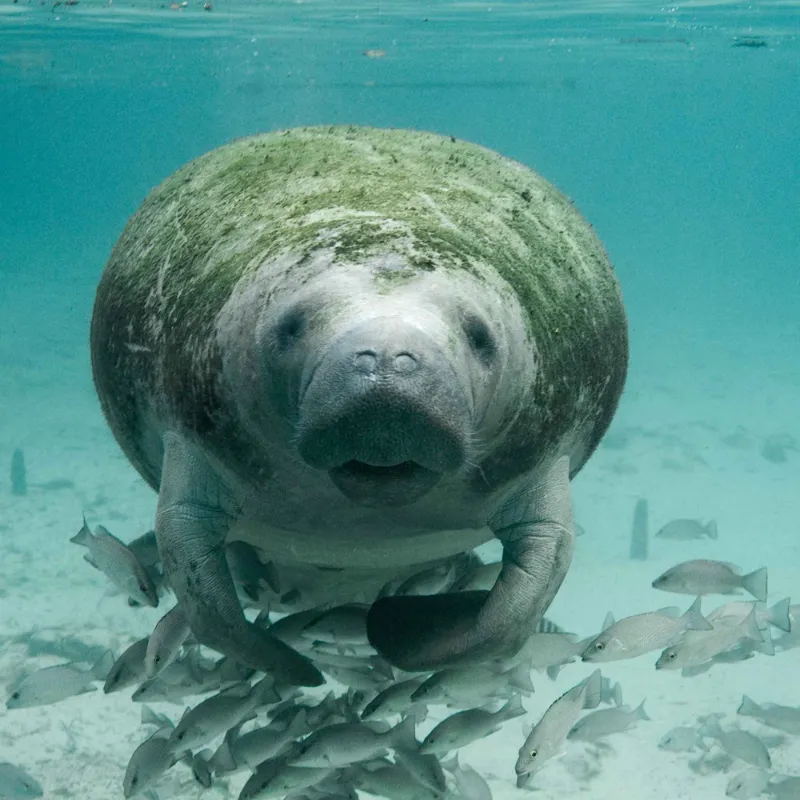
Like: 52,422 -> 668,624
10,691 -> 20,700
668,652 -> 676,660
154,655 -> 162,664
131,776 -> 138,787
595,642 -> 605,651
530,749 -> 537,759
138,582 -> 148,592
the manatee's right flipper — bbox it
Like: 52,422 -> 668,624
154,431 -> 323,687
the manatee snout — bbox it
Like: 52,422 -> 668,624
295,316 -> 472,506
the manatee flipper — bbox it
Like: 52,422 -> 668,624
367,456 -> 574,671
155,432 -> 323,687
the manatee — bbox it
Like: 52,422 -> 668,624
90,126 -> 627,683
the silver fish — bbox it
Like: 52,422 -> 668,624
394,563 -> 456,596
0,762 -> 43,798
726,768 -> 770,799
449,561 -> 503,593
70,517 -> 159,607
737,695 -> 800,735
410,661 -> 532,706
658,726 -> 707,752
708,598 -> 791,633
103,637 -> 149,693
699,716 -> 771,769
213,709 -> 309,773
515,669 -> 602,780
442,754 -> 492,800
145,603 -> 190,678
655,519 -> 718,540
226,541 -> 281,601
238,757 -> 334,800
392,748 -> 447,795
504,631 -> 592,677
656,607 -> 765,669
421,695 -> 525,755
353,762 -> 439,800
652,560 -> 767,602
361,677 -> 428,720
582,597 -> 711,662
301,604 -> 370,645
7,651 -> 113,709
169,677 -> 281,752
567,700 -> 649,742
123,726 -> 187,797
767,776 -> 800,799
292,717 -> 416,768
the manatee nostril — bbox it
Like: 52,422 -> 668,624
393,352 -> 418,373
354,351 -> 377,373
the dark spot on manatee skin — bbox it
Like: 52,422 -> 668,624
520,189 -> 532,203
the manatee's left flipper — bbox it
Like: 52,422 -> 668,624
155,431 -> 323,687
367,456 -> 574,671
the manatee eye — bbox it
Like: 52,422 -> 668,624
462,313 -> 496,361
130,776 -> 138,787
138,582 -> 148,593
274,306 -> 307,349
10,691 -> 20,700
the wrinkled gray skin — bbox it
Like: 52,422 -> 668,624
90,126 -> 628,685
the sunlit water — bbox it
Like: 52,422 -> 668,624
1,2 -> 799,799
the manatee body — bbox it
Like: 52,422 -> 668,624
90,126 -> 628,683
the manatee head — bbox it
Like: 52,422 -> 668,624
254,253 -> 529,508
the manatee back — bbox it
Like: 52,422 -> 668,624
90,126 -> 627,494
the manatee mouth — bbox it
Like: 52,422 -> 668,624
329,459 -> 442,507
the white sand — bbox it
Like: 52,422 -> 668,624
1,279 -> 799,800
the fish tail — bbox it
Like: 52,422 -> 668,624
705,520 -> 718,539
634,699 -> 651,721
768,597 -> 792,633
742,567 -> 768,603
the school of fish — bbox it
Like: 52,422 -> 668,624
3,513 -> 800,800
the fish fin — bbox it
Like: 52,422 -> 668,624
601,612 -> 615,631
70,515 -> 92,547
681,663 -> 712,678
634,700 -> 651,721
682,597 -> 713,631
212,723 -> 242,773
704,520 -> 718,539
501,694 -> 526,719
254,676 -> 281,706
90,649 -> 116,681
545,664 -> 563,681
753,627 -> 775,655
82,553 -> 100,570
737,695 -> 760,718
505,662 -> 535,694
390,715 -> 418,750
611,682 -> 624,707
286,707 -> 309,740
740,607 -> 765,642
742,567 -> 768,603
768,597 -> 792,633
582,669 -> 603,710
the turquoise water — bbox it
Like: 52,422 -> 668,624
1,2 -> 799,799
